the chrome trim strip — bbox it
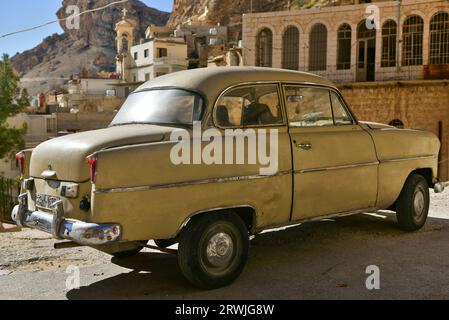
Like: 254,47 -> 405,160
380,155 -> 436,163
295,161 -> 380,174
94,170 -> 292,194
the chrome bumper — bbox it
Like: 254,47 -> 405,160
11,193 -> 121,246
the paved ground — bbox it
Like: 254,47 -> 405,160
0,191 -> 448,300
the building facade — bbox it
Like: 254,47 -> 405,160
243,0 -> 449,82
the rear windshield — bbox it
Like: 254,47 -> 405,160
111,89 -> 204,127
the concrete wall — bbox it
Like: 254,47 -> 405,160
56,112 -> 115,133
338,80 -> 449,180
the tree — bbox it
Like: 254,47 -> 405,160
0,54 -> 28,159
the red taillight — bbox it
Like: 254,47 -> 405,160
86,155 -> 97,183
16,152 -> 25,175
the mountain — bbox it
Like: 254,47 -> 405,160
11,0 -> 170,95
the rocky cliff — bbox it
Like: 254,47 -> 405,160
11,0 -> 169,95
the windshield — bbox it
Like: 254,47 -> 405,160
111,89 -> 204,127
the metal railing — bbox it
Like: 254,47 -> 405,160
0,177 -> 20,224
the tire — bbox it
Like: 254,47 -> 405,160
396,174 -> 430,232
178,213 -> 249,289
154,239 -> 176,249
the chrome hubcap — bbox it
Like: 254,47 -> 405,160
206,232 -> 234,268
414,189 -> 425,217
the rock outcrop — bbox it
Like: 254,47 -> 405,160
11,0 -> 169,94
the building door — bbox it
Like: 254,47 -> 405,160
357,22 -> 376,82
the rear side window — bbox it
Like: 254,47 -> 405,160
215,85 -> 284,127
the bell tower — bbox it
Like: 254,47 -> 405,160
115,8 -> 137,82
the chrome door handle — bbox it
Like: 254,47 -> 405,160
295,142 -> 312,150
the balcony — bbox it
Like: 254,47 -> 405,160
153,57 -> 188,67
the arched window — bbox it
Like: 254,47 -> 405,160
121,34 -> 129,52
256,28 -> 273,67
309,23 -> 327,71
402,15 -> 424,66
389,119 -> 404,129
430,12 -> 449,65
282,26 -> 300,70
381,20 -> 397,67
337,24 -> 351,70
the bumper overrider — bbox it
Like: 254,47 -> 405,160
11,193 -> 121,246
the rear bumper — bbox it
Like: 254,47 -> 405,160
11,193 -> 121,246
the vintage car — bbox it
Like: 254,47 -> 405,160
12,67 -> 445,289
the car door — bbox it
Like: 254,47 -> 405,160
283,84 -> 379,221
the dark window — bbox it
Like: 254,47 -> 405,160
256,28 -> 273,67
282,26 -> 300,70
402,15 -> 424,66
157,48 -> 168,58
337,24 -> 352,70
134,52 -> 138,60
309,24 -> 327,71
389,119 -> 404,129
144,49 -> 149,58
381,20 -> 397,67
430,12 -> 449,65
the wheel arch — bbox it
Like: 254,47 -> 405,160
410,168 -> 434,188
176,205 -> 257,237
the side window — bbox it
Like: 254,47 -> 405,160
285,86 -> 334,127
215,85 -> 284,127
331,92 -> 354,125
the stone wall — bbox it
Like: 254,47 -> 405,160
338,80 -> 449,180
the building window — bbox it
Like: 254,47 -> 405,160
337,24 -> 352,70
381,20 -> 397,67
121,34 -> 129,52
256,28 -> 273,67
309,23 -> 327,71
145,73 -> 151,81
402,15 -> 424,66
430,12 -> 449,65
134,52 -> 138,60
282,26 -> 300,70
144,49 -> 149,58
389,119 -> 404,129
157,48 -> 168,58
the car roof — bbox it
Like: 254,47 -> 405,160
135,67 -> 337,104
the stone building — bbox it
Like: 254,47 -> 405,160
242,0 -> 449,181
243,0 -> 449,82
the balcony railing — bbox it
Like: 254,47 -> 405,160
153,57 -> 188,67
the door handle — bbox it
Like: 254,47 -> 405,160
295,142 -> 312,150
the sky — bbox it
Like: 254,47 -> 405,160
0,0 -> 174,57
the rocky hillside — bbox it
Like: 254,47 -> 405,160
11,0 -> 169,95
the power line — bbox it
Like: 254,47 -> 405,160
0,0 -> 129,39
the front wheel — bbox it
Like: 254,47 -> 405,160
178,213 -> 249,289
396,174 -> 430,232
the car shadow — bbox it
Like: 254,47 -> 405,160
66,211 -> 449,300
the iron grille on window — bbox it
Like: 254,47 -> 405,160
381,20 -> 397,67
430,12 -> 449,65
282,26 -> 300,70
337,24 -> 351,70
309,24 -> 327,71
256,29 -> 273,67
402,15 -> 424,66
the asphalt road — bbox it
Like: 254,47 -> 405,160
1,192 -> 449,300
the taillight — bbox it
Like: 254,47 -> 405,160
86,155 -> 98,183
16,151 -> 25,175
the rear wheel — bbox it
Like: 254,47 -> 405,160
178,213 -> 249,289
396,174 -> 430,232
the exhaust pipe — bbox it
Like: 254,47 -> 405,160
434,182 -> 448,194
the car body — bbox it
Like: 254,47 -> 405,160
12,67 -> 445,288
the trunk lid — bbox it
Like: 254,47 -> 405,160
30,124 -> 174,182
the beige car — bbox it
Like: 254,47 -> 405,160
12,67 -> 445,289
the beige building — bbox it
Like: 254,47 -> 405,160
243,0 -> 449,82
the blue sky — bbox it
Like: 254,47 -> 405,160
0,0 -> 174,57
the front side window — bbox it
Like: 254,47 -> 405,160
285,87 -> 354,127
215,85 -> 284,127
111,89 -> 204,127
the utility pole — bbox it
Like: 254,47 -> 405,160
250,0 -> 253,13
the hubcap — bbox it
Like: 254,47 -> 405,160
205,232 -> 234,268
414,188 -> 425,218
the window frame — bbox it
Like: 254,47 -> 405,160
213,82 -> 287,130
281,83 -> 357,128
